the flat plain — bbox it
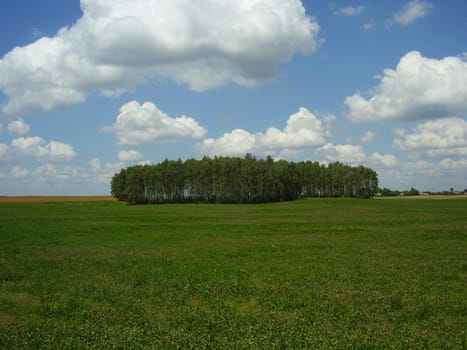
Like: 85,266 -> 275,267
0,198 -> 466,349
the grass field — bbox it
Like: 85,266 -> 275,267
0,198 -> 465,349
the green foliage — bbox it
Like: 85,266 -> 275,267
0,198 -> 466,348
404,187 -> 420,196
111,155 -> 379,204
378,187 -> 420,197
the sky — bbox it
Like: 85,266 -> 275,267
0,0 -> 466,195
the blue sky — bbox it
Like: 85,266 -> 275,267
0,0 -> 466,195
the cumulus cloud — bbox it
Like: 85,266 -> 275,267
195,107 -> 328,157
362,131 -> 376,143
7,117 -> 30,136
391,0 -> 432,26
438,158 -> 467,170
32,163 -> 72,180
89,158 -> 101,173
355,131 -> 376,144
258,108 -> 328,148
371,152 -> 398,167
196,129 -> 256,157
11,136 -> 77,162
11,166 -> 29,178
346,51 -> 467,122
316,143 -> 366,164
118,149 -> 143,162
89,158 -> 125,184
393,117 -> 467,157
105,101 -> 207,145
0,0 -> 320,116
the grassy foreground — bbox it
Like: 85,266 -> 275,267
0,198 -> 465,349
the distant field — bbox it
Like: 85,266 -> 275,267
376,194 -> 467,200
0,194 -> 464,203
0,196 -> 116,203
0,198 -> 465,348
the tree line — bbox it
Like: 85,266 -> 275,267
111,155 -> 379,204
378,187 -> 420,197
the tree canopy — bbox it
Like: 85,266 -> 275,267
111,155 -> 378,204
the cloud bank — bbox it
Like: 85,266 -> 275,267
316,143 -> 366,164
1,137 -> 76,163
346,51 -> 467,122
195,107 -> 328,157
11,137 -> 77,162
0,117 -> 77,162
394,117 -> 467,157
0,0 -> 320,116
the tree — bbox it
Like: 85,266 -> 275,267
110,155 -> 379,204
404,187 -> 420,196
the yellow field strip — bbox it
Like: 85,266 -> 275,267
0,196 -> 117,203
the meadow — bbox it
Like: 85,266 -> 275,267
0,198 -> 465,349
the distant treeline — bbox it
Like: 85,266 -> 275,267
111,155 -> 378,204
378,187 -> 420,197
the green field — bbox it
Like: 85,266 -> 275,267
0,198 -> 466,349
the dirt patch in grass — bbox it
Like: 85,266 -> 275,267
0,311 -> 16,327
0,292 -> 42,308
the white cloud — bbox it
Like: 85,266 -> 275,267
409,160 -> 434,170
88,158 -> 125,184
346,51 -> 467,122
33,163 -> 62,179
118,149 -> 143,162
196,129 -> 256,157
0,0 -> 320,116
438,158 -> 467,170
392,0 -> 432,26
0,159 -> 126,195
195,107 -> 328,157
89,158 -> 101,173
397,160 -> 437,183
363,21 -> 374,30
316,143 -> 366,164
11,166 -> 29,178
371,152 -> 398,167
337,6 -> 365,16
426,148 -> 467,157
11,136 -> 77,162
105,100 -> 207,145
393,117 -> 467,157
138,160 -> 151,166
7,117 -> 30,136
359,131 -> 376,143
258,108 -> 328,148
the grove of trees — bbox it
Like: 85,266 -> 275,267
111,155 -> 379,204
378,187 -> 420,197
